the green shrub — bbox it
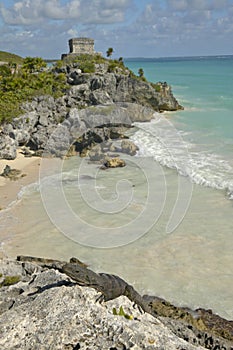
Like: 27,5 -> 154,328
0,60 -> 68,123
0,65 -> 12,77
79,61 -> 95,73
107,59 -> 127,73
0,275 -> 21,287
151,83 -> 161,92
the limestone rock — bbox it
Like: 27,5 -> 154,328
0,260 -> 205,350
0,61 -> 183,159
121,140 -> 139,156
0,134 -> 17,160
103,157 -> 126,168
89,144 -> 105,161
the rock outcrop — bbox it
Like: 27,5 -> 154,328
0,258 -> 218,350
0,62 -> 183,160
0,134 -> 17,160
1,258 -> 232,349
63,69 -> 182,112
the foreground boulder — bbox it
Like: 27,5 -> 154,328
0,257 -> 232,350
0,259 -> 204,350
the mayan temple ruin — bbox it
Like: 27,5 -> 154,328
61,37 -> 95,59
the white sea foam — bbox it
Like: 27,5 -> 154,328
131,119 -> 233,199
17,182 -> 40,199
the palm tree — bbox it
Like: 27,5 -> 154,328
106,48 -> 114,58
138,68 -> 144,78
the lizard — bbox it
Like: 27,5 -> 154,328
17,255 -> 151,313
17,255 -> 233,349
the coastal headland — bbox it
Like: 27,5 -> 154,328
0,43 -> 232,349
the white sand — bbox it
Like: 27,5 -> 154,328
0,149 -> 41,209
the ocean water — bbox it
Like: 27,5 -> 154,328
126,56 -> 233,198
0,56 -> 233,320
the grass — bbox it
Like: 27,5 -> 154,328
0,275 -> 21,287
0,51 -> 24,65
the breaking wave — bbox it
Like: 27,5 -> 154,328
130,117 -> 233,200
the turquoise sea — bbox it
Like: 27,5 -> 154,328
1,56 -> 233,320
126,56 -> 233,196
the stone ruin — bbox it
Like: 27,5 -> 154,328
61,37 -> 95,59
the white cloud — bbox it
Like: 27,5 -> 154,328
0,0 -> 132,25
168,0 -> 229,12
0,0 -> 232,58
67,28 -> 79,37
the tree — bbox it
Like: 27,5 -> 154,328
0,65 -> 11,78
138,68 -> 144,78
106,48 -> 114,58
22,57 -> 47,73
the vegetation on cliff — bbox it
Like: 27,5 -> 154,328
0,56 -> 68,123
0,51 -> 170,124
0,50 -> 24,65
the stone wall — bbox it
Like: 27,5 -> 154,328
61,37 -> 95,59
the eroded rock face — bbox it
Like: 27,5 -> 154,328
0,259 -> 205,350
66,72 -> 183,112
0,134 -> 17,160
0,64 -> 183,159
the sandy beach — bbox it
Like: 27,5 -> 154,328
0,149 -> 41,209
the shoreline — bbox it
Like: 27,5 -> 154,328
0,149 -> 41,210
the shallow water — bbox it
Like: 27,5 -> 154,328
1,156 -> 233,320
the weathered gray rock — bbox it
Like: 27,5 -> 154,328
116,102 -> 156,122
121,140 -> 139,156
65,70 -> 182,112
46,124 -> 72,157
0,259 -> 206,350
65,108 -> 87,138
29,125 -> 57,150
89,144 -> 105,161
11,111 -> 39,132
0,62 -> 183,160
0,134 -> 17,159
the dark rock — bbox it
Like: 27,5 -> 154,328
0,165 -> 12,177
103,157 -> 126,168
0,165 -> 22,180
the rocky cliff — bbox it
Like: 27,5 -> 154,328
1,258 -> 232,350
0,62 -> 183,160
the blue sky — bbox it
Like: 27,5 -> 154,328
0,0 -> 233,58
